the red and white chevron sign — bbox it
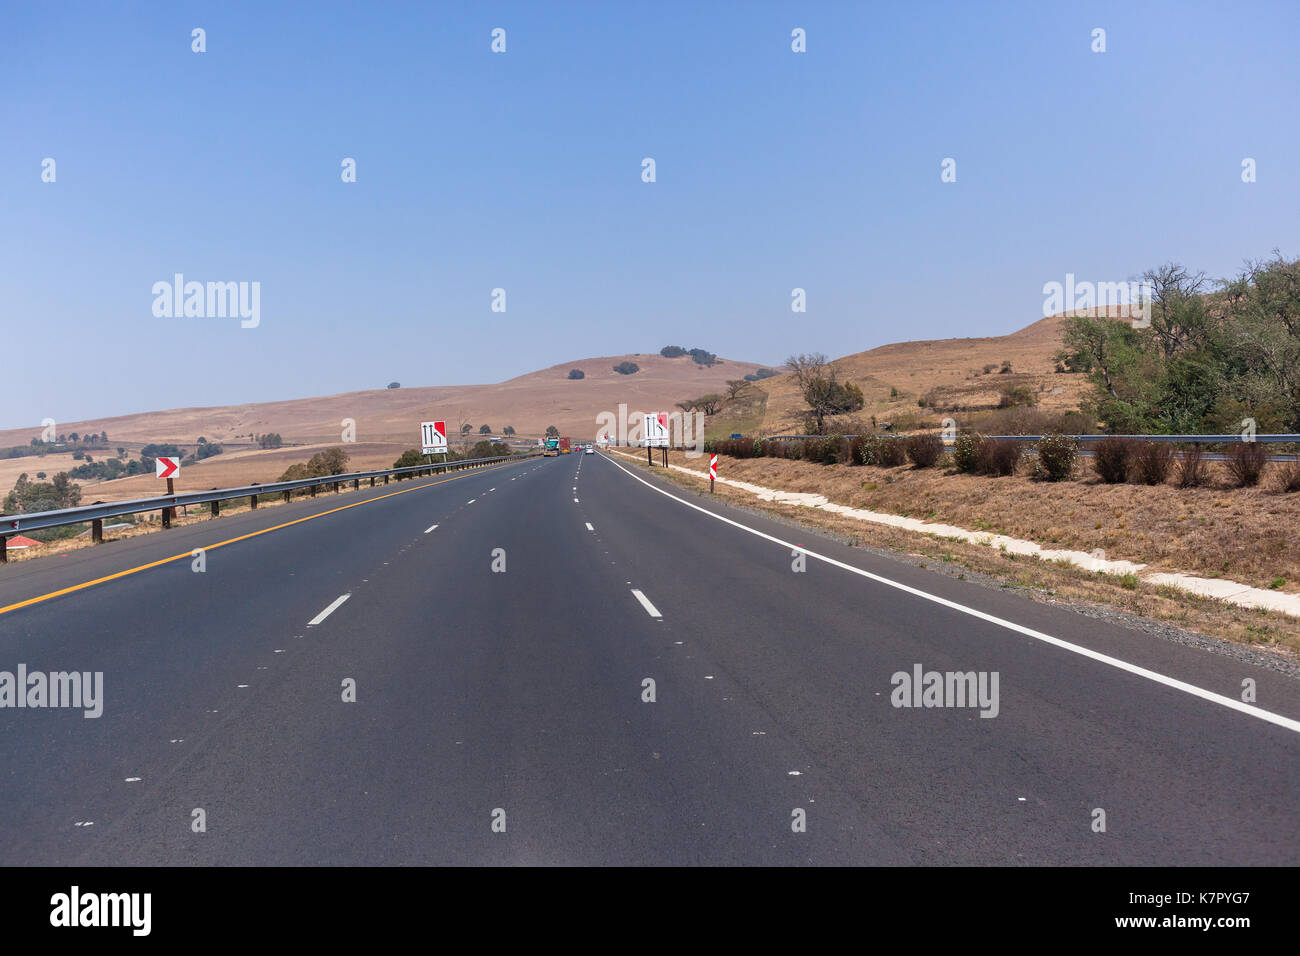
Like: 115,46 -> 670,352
709,454 -> 717,480
155,457 -> 180,479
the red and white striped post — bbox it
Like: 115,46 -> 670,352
709,453 -> 717,493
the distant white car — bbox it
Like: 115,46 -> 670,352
585,446 -> 594,454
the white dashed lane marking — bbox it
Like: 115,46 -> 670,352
424,524 -> 439,534
585,522 -> 594,531
307,593 -> 351,626
631,589 -> 662,618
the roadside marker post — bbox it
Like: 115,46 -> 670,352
156,457 -> 180,527
710,454 -> 717,492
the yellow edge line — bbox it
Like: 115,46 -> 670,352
0,463 -> 512,617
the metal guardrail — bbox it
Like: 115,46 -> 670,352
742,433 -> 1300,444
0,452 -> 535,561
984,434 -> 1300,444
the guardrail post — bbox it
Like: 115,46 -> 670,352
211,500 -> 220,517
283,490 -> 291,503
250,492 -> 258,510
370,477 -> 375,487
161,506 -> 171,529
384,475 -> 389,485
353,478 -> 359,490
93,518 -> 104,542
310,483 -> 317,497
0,536 -> 6,563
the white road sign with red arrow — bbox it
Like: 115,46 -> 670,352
421,420 -> 448,455
156,457 -> 180,479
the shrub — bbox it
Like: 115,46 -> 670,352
905,434 -> 944,468
848,435 -> 866,465
801,436 -> 849,464
1275,461 -> 1300,493
1035,434 -> 1077,481
952,433 -> 983,473
567,369 -> 585,379
613,361 -> 640,375
688,348 -> 718,366
997,384 -> 1038,409
857,434 -> 878,465
1176,445 -> 1207,488
978,438 -> 1021,476
1132,441 -> 1175,485
876,437 -> 907,467
1225,442 -> 1267,488
1093,437 -> 1133,484
659,345 -> 687,358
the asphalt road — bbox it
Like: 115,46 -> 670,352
0,451 -> 1296,865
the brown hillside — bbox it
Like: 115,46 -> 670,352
0,352 -> 765,450
755,310 -> 1120,433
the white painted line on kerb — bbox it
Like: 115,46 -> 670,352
631,589 -> 662,618
424,524 -> 439,534
585,522 -> 594,531
602,455 -> 1300,735
308,593 -> 351,626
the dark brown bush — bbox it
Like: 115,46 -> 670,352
876,437 -> 907,467
1275,460 -> 1300,493
1176,444 -> 1207,488
1225,442 -> 1267,487
905,433 -> 945,468
977,438 -> 1021,476
1092,437 -> 1133,484
1132,441 -> 1176,485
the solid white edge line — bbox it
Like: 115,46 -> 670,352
631,588 -> 662,618
600,453 -> 1300,734
307,592 -> 351,626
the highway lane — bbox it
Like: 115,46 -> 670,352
0,450 -> 1296,864
586,451 -> 1300,863
0,456 -> 537,863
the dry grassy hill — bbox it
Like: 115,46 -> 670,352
0,352 -> 765,449
749,310 -> 1112,434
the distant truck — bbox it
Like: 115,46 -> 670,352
544,437 -> 560,456
559,437 -> 572,454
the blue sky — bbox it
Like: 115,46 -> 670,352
2,0 -> 1297,429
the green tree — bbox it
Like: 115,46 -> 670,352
545,425 -> 559,438
785,353 -> 865,433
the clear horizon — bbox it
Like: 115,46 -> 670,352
3,0 -> 1297,430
